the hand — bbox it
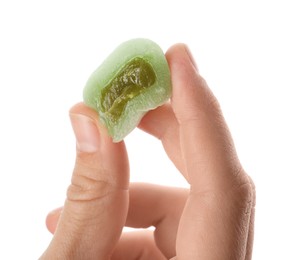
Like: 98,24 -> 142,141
40,44 -> 255,260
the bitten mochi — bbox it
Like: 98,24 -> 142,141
83,38 -> 172,142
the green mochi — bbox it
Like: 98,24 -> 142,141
83,38 -> 172,142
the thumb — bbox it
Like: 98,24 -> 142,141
41,103 -> 129,260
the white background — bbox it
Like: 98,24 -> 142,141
0,0 -> 291,259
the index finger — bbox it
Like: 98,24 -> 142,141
167,44 -> 254,259
167,44 -> 243,190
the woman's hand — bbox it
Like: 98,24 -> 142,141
40,104 -> 130,259
41,44 -> 255,260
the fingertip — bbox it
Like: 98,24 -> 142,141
165,42 -> 219,126
165,43 -> 198,72
45,207 -> 62,234
166,43 -> 204,124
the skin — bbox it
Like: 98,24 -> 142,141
40,44 -> 255,260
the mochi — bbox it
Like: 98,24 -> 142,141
83,38 -> 172,142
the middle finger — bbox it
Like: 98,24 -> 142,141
46,183 -> 188,259
138,104 -> 186,175
126,183 -> 188,258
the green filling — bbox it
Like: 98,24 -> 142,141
100,57 -> 156,122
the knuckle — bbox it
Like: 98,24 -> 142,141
233,182 -> 252,202
67,157 -> 115,202
229,173 -> 256,215
67,174 -> 113,202
247,175 -> 256,207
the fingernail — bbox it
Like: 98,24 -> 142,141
70,113 -> 100,153
185,44 -> 199,71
